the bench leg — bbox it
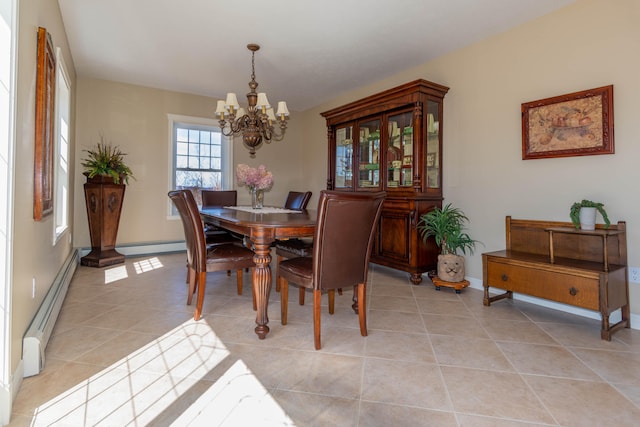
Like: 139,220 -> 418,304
483,286 -> 513,306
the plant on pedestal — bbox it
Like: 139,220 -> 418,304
80,139 -> 135,267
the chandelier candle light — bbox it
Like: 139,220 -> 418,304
216,44 -> 290,157
236,164 -> 274,209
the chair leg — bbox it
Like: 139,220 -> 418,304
338,288 -> 343,295
194,271 -> 207,321
357,283 -> 367,337
236,269 -> 243,295
187,267 -> 196,305
227,270 -> 231,277
313,290 -> 322,350
275,255 -> 283,292
280,277 -> 288,325
328,289 -> 335,314
299,287 -> 305,305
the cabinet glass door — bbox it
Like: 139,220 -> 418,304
426,100 -> 440,189
335,125 -> 353,189
387,111 -> 413,188
358,119 -> 381,189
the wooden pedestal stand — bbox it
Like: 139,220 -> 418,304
81,175 -> 126,267
431,277 -> 469,294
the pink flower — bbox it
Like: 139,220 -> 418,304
236,164 -> 274,190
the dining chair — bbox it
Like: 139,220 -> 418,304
283,191 -> 312,210
278,190 -> 386,350
201,190 -> 242,245
169,190 -> 256,320
275,191 -> 313,297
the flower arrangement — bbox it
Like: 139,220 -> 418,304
236,164 -> 274,191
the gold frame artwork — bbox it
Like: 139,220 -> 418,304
34,27 -> 56,220
521,85 -> 614,160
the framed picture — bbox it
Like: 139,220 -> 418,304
521,85 -> 614,160
34,27 -> 56,220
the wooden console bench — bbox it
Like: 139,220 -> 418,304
482,216 -> 630,340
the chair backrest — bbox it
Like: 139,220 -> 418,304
312,190 -> 385,291
284,191 -> 312,210
201,190 -> 237,208
169,190 -> 206,272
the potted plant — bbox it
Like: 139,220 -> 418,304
80,139 -> 135,267
81,142 -> 134,184
417,203 -> 480,283
569,199 -> 610,230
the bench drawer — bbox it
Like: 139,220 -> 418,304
486,260 -> 600,310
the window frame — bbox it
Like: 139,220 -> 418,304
53,47 -> 71,244
167,114 -> 233,218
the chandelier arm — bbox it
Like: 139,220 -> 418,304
270,125 -> 286,141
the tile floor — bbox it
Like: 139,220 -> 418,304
8,252 -> 640,426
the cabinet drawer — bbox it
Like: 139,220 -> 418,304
486,260 -> 599,310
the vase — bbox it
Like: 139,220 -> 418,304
251,188 -> 264,209
579,207 -> 597,230
437,253 -> 466,283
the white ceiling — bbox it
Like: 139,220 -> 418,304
57,0 -> 575,111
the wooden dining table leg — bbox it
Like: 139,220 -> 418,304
251,233 -> 274,339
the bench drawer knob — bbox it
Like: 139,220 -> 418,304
569,287 -> 578,296
501,274 -> 508,281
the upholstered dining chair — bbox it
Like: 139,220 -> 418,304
275,191 -> 313,296
283,191 -> 312,210
278,190 -> 385,350
169,190 -> 256,320
201,190 -> 242,245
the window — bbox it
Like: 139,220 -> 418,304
168,114 -> 232,215
53,48 -> 70,242
1,0 -> 16,394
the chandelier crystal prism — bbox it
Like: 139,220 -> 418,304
215,44 -> 290,157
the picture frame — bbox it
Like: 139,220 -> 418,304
34,27 -> 56,220
521,85 -> 614,160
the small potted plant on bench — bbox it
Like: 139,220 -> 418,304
417,203 -> 481,284
569,199 -> 610,230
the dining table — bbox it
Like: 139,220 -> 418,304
199,206 -> 316,339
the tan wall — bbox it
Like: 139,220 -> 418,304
12,1 -> 76,374
72,79 -> 309,247
298,0 -> 640,315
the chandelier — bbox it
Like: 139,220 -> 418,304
215,44 -> 290,157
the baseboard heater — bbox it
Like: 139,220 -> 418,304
23,249 -> 79,377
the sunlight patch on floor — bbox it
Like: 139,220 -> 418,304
171,359 -> 295,426
104,265 -> 128,284
133,257 -> 164,274
103,257 -> 165,283
26,318 -> 292,425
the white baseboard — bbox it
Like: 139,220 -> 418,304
79,241 -> 186,258
466,276 -> 639,331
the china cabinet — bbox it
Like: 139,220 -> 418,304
322,79 -> 449,284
